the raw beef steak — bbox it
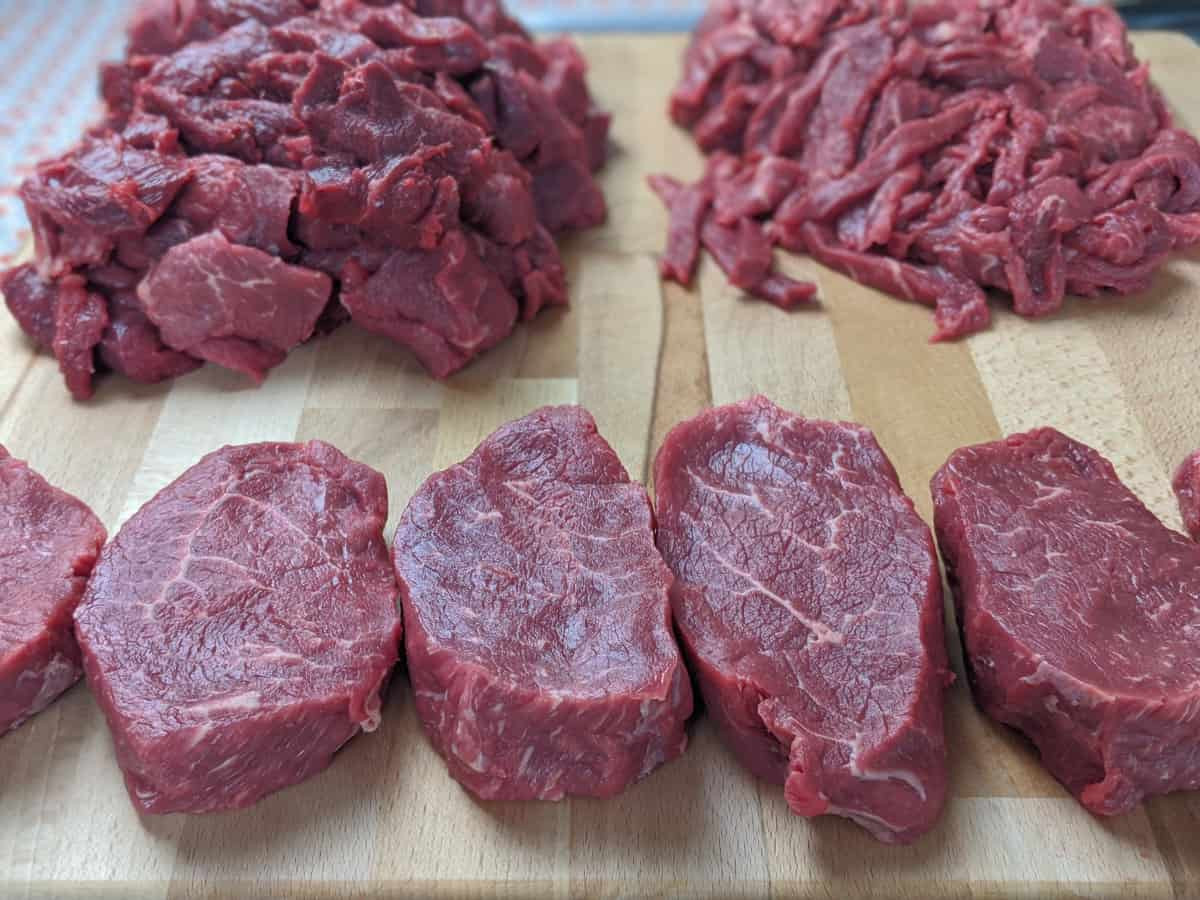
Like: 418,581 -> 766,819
393,406 -> 692,800
0,446 -> 106,735
1173,449 -> 1200,541
932,428 -> 1200,815
74,441 -> 401,813
653,396 -> 950,844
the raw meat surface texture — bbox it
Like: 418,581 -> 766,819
4,0 -> 609,399
0,446 -> 107,736
653,395 -> 950,844
932,428 -> 1200,816
74,440 -> 401,814
656,0 -> 1200,340
393,405 -> 692,801
1173,449 -> 1200,541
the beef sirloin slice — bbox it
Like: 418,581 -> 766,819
657,0 -> 1200,339
653,396 -> 950,844
932,428 -> 1200,815
3,0 -> 609,399
393,406 -> 692,800
1173,450 -> 1200,541
0,447 -> 106,736
74,440 -> 401,813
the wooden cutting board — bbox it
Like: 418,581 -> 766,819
2,30 -> 1200,900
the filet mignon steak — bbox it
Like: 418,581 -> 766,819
932,428 -> 1200,815
74,440 -> 401,813
653,396 -> 950,844
393,405 -> 692,800
0,446 -> 106,736
1173,449 -> 1200,541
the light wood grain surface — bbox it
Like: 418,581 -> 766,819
2,31 -> 1200,900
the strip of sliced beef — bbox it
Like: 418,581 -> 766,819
656,0 -> 1200,340
932,428 -> 1200,815
1,446 -> 107,736
4,0 -> 608,399
653,395 -> 950,844
74,441 -> 401,813
1173,450 -> 1200,541
393,406 -> 692,800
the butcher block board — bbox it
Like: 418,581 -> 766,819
3,30 -> 1200,900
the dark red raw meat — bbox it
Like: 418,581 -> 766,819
74,441 -> 401,814
137,232 -> 331,382
932,428 -> 1200,815
653,396 -> 950,844
656,0 -> 1200,340
393,406 -> 692,800
1,446 -> 107,736
4,0 -> 608,399
0,265 -> 117,402
1174,449 -> 1200,541
339,230 -> 517,378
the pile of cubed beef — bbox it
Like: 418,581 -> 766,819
2,0 -> 608,399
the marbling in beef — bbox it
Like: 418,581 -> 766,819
653,396 -> 951,844
656,0 -> 1200,340
933,428 -> 1200,815
393,406 -> 692,801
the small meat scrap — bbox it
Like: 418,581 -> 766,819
4,0 -> 609,400
654,396 -> 951,844
933,428 -> 1200,815
1,446 -> 107,736
656,0 -> 1200,340
74,441 -> 401,813
1174,449 -> 1200,541
394,406 -> 692,801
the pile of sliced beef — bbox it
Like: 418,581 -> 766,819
1,0 -> 609,400
655,0 -> 1200,339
